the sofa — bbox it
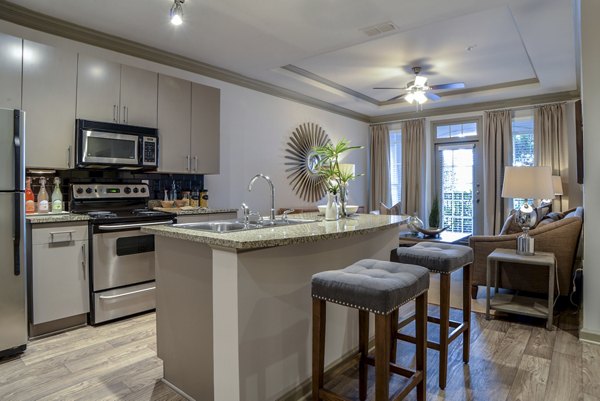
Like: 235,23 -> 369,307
468,207 -> 583,298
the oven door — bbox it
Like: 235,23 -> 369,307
92,228 -> 155,291
80,130 -> 139,166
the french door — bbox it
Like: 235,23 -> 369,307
435,142 -> 483,235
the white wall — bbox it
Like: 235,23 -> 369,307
581,0 -> 600,338
0,20 -> 369,216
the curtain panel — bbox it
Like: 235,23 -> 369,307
400,118 -> 425,215
483,110 -> 512,235
368,124 -> 390,211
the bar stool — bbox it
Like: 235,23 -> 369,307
311,259 -> 429,401
391,242 -> 474,389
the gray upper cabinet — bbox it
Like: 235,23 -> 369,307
22,40 -> 77,169
77,54 -> 158,127
157,74 -> 192,173
191,83 -> 220,174
0,33 -> 22,109
157,75 -> 221,174
119,65 -> 158,127
76,54 -> 121,123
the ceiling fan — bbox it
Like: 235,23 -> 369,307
374,67 -> 465,104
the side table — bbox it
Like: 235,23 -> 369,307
486,249 -> 556,330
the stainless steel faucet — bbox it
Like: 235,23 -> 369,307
248,174 -> 275,221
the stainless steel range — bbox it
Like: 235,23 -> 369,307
70,183 -> 176,324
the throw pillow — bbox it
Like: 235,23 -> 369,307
499,210 -> 522,235
379,201 -> 402,215
535,202 -> 552,224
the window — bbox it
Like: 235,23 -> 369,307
389,130 -> 402,204
436,122 -> 477,139
511,111 -> 534,208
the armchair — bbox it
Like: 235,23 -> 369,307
469,207 -> 583,298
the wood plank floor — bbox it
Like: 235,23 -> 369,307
0,304 -> 597,401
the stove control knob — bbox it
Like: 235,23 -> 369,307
133,187 -> 139,194
85,187 -> 93,194
140,187 -> 147,193
124,187 -> 132,194
76,187 -> 84,195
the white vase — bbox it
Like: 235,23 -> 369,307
325,193 -> 339,221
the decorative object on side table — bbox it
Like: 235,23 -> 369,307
407,212 -> 424,233
284,123 -> 331,202
429,195 -> 440,228
501,166 -> 554,256
414,225 -> 449,237
313,138 -> 364,217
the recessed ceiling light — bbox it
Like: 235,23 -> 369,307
170,0 -> 184,26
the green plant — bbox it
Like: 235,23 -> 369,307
313,138 -> 363,195
429,195 -> 440,228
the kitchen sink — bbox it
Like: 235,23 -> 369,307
173,218 -> 317,233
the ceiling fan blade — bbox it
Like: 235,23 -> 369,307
429,82 -> 465,90
425,92 -> 441,101
384,94 -> 404,102
373,87 -> 406,90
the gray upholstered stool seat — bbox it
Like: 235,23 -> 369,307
311,259 -> 429,401
311,259 -> 429,315
394,242 -> 474,273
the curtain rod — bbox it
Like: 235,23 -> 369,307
368,99 -> 575,127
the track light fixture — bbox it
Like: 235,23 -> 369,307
170,0 -> 184,26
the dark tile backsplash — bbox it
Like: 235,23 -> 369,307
26,169 -> 204,207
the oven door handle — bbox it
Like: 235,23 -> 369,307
97,220 -> 174,231
99,286 -> 156,300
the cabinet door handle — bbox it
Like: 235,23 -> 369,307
67,145 -> 72,168
123,106 -> 127,124
193,156 -> 198,172
186,155 -> 190,171
81,243 -> 86,280
50,231 -> 74,243
126,106 -> 129,123
113,105 -> 117,122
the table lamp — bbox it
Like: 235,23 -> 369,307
501,166 -> 554,255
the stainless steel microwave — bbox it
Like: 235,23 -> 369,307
75,120 -> 159,170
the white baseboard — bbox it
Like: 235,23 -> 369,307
161,378 -> 196,401
579,328 -> 600,345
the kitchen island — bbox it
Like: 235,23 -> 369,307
143,213 -> 405,401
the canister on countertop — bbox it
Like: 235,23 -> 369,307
190,190 -> 199,207
200,190 -> 208,208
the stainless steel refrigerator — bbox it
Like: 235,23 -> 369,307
0,108 -> 27,358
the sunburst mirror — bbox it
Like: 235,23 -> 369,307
284,123 -> 331,202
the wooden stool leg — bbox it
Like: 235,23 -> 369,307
415,291 -> 428,401
358,310 -> 369,401
390,308 -> 399,363
312,299 -> 326,401
439,273 -> 451,389
463,264 -> 472,363
375,314 -> 391,401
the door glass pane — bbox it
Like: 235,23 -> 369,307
440,147 -> 474,234
389,130 -> 402,204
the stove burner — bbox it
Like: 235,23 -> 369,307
132,208 -> 166,217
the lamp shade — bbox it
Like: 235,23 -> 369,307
552,176 -> 564,196
501,166 -> 554,199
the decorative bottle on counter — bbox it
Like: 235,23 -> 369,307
37,177 -> 49,214
51,177 -> 63,213
25,177 -> 35,214
200,190 -> 208,208
325,192 -> 339,221
190,190 -> 199,207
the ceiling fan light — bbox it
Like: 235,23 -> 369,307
170,0 -> 184,25
404,92 -> 415,104
414,75 -> 427,87
414,90 -> 428,104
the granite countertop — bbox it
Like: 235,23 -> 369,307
142,213 -> 406,250
27,212 -> 90,224
152,207 -> 238,215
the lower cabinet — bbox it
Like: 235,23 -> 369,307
30,222 -> 89,327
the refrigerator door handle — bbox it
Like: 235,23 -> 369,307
13,110 -> 22,191
13,193 -> 21,276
